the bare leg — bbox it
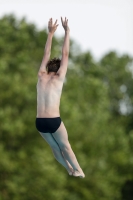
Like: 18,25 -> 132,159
52,122 -> 85,178
61,152 -> 73,175
39,132 -> 73,175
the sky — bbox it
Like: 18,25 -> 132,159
0,0 -> 133,60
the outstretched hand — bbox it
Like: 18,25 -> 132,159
48,18 -> 59,35
61,17 -> 70,32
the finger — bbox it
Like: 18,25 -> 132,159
61,16 -> 64,25
51,18 -> 53,25
65,17 -> 68,24
61,17 -> 64,25
64,18 -> 67,25
49,18 -> 52,23
54,19 -> 58,25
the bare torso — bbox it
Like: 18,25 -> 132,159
36,73 -> 64,118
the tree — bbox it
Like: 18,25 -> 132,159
0,14 -> 133,200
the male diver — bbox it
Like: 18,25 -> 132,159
35,17 -> 85,178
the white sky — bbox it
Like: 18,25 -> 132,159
0,0 -> 133,60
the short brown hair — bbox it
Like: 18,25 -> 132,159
46,58 -> 61,74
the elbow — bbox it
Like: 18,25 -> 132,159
44,50 -> 50,55
62,51 -> 69,56
44,52 -> 50,57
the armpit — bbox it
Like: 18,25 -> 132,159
38,70 -> 46,77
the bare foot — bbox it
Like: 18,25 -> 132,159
67,167 -> 73,176
72,169 -> 85,178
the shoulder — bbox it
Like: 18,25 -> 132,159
53,73 -> 66,82
38,71 -> 47,77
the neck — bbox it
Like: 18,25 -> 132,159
48,72 -> 56,75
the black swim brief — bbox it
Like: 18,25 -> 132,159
35,117 -> 62,133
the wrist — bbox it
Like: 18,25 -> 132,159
48,32 -> 54,37
65,29 -> 70,34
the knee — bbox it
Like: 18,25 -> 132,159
59,141 -> 71,152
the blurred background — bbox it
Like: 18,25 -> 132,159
0,0 -> 133,199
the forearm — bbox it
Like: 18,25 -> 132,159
39,33 -> 53,72
62,31 -> 70,55
44,32 -> 53,55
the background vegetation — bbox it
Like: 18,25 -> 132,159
0,15 -> 133,200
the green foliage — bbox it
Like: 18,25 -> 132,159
0,14 -> 133,200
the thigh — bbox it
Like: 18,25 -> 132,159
39,132 -> 60,149
52,122 -> 69,146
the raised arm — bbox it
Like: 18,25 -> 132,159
38,18 -> 58,76
57,17 -> 70,79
